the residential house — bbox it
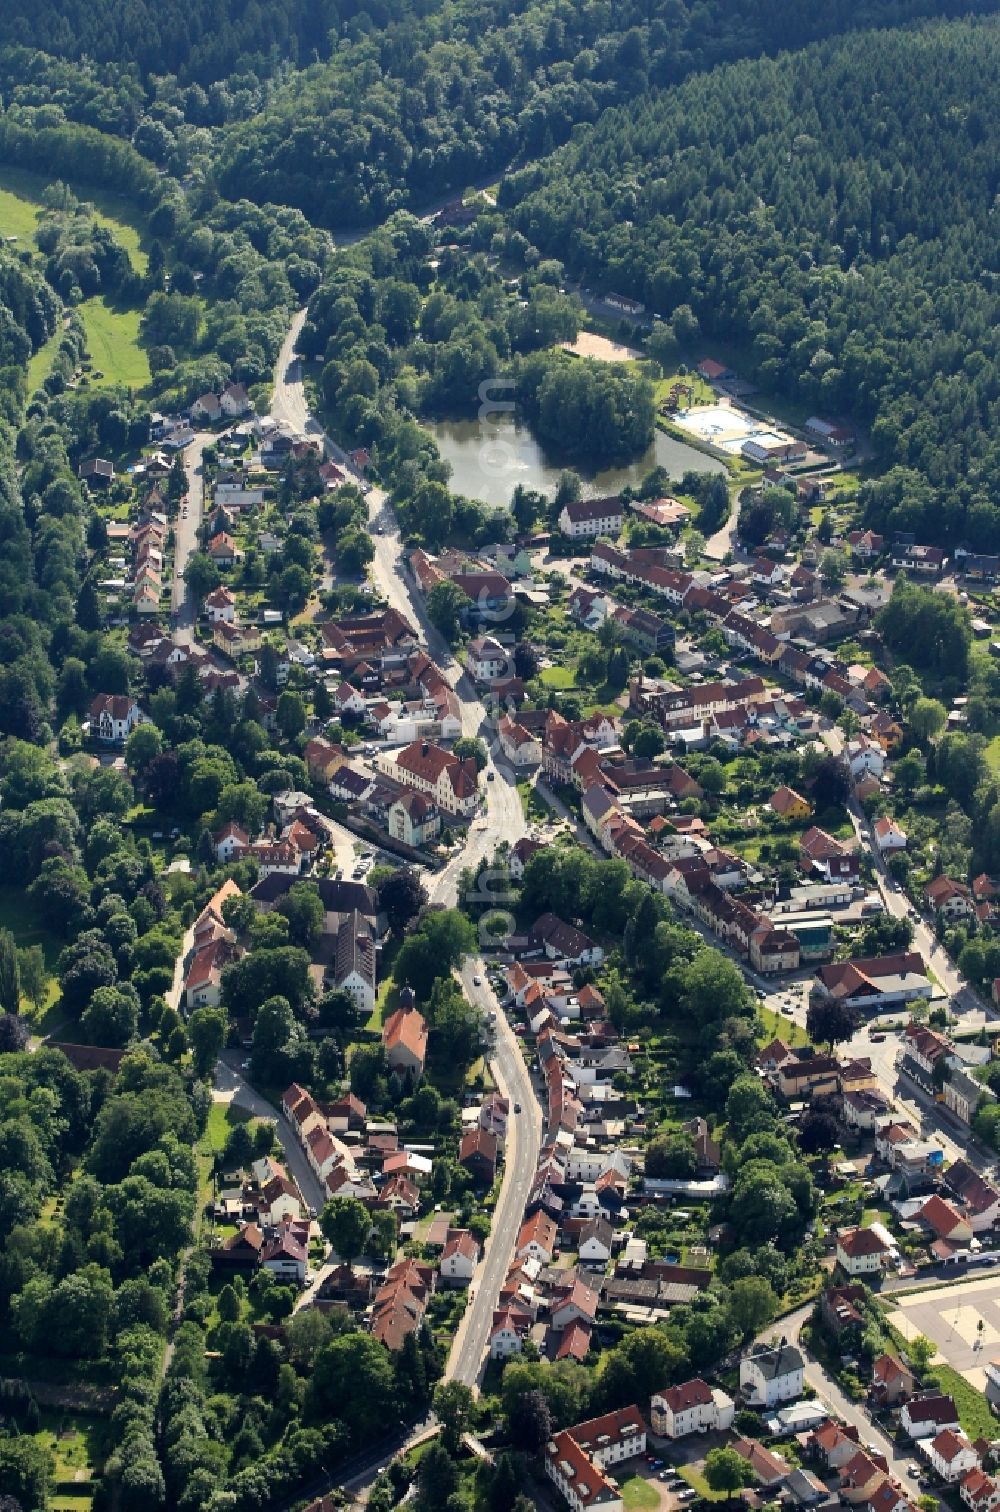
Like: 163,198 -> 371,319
89,693 -> 143,745
844,737 -> 886,781
207,532 -> 237,567
961,1470 -> 1000,1512
191,392 -> 223,423
388,792 -> 441,848
383,739 -> 480,819
458,1127 -> 498,1185
545,1407 -> 647,1512
382,995 -> 428,1081
777,1055 -> 841,1100
924,876 -> 975,923
925,1430 -> 978,1483
490,1306 -> 531,1360
498,712 -> 542,767
213,620 -> 261,658
221,382 -> 252,418
942,1064 -> 985,1126
770,786 -> 813,821
919,1194 -> 973,1245
943,1161 -> 1000,1232
871,1353 -> 917,1408
821,1284 -> 867,1340
650,1379 -> 735,1439
900,1394 -> 961,1441
874,817 -> 907,853
837,1227 -> 891,1277
440,1230 -> 480,1286
839,1451 -> 889,1505
814,952 -> 931,1011
79,457 -> 115,486
558,497 -> 625,540
578,1217 -> 614,1267
212,1223 -> 264,1272
260,1230 -> 307,1283
517,1211 -> 558,1264
808,1422 -> 861,1471
800,826 -> 860,883
205,585 -> 236,623
550,1278 -> 601,1333
732,1438 -> 791,1489
529,913 -> 604,967
467,636 -> 510,682
740,1341 -> 805,1408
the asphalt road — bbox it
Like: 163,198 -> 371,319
446,957 -> 541,1387
268,328 -> 541,1397
216,1051 -> 327,1214
758,1305 -> 919,1487
170,428 -> 214,638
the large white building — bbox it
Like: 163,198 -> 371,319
739,1341 -> 804,1409
558,497 -> 625,540
650,1379 -> 735,1439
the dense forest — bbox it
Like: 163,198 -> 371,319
213,0 -> 1000,227
500,19 -> 1000,548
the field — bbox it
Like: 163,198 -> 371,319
0,165 -> 151,393
0,163 -> 148,273
81,297 -> 150,389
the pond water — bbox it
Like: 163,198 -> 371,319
422,416 -> 726,510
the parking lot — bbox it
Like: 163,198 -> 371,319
887,1271 -> 1000,1390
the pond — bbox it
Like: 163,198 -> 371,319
422,416 -> 726,510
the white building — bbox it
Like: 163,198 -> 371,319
651,1379 -> 735,1439
89,693 -> 143,745
925,1430 -> 979,1484
558,497 -> 626,540
467,636 -> 509,682
837,1226 -> 891,1276
440,1230 -> 480,1286
740,1341 -> 804,1409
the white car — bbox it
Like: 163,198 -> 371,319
473,974 -> 483,986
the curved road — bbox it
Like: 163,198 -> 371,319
270,321 -> 542,1400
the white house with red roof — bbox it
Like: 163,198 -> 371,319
260,1229 -> 307,1283
837,1226 -> 892,1276
204,585 -> 236,623
381,739 -> 480,818
490,1305 -> 531,1360
962,1469 -> 1000,1512
545,1406 -> 646,1512
650,1378 -> 735,1438
89,693 -> 143,745
440,1229 -> 480,1286
925,1429 -> 978,1483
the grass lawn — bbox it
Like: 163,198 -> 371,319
0,884 -> 63,1028
985,734 -> 1000,776
195,1100 -> 253,1226
678,1465 -> 727,1501
518,780 -> 554,824
932,1364 -> 998,1441
621,1477 -> 660,1511
36,1409 -> 108,1496
757,1004 -> 808,1048
27,320 -> 67,393
538,664 -> 577,689
80,297 -> 150,389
